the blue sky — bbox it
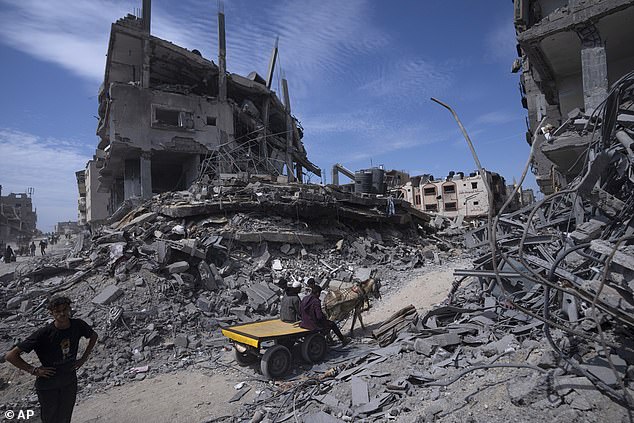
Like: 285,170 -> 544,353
0,0 -> 533,231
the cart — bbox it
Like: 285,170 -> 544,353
221,318 -> 328,379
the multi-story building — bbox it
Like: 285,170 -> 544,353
402,171 -> 507,218
56,221 -> 80,235
514,0 -> 634,194
0,186 -> 37,244
85,0 -> 320,221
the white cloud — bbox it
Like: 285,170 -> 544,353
0,128 -> 90,232
0,0 -> 133,81
0,0 -> 389,97
357,58 -> 452,104
474,110 -> 519,126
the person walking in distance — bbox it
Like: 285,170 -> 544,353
5,296 -> 98,423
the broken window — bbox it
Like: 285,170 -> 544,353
154,108 -> 179,126
443,185 -> 456,194
445,202 -> 457,211
152,107 -> 194,129
425,204 -> 438,211
471,182 -> 478,189
473,201 -> 479,206
423,187 -> 436,196
206,116 -> 217,126
415,195 -> 421,205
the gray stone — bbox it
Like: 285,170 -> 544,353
253,250 -> 271,272
537,349 -> 559,369
569,393 -> 593,411
6,295 -> 23,309
507,374 -> 548,406
196,297 -> 213,312
354,267 -> 372,281
429,332 -> 461,347
414,338 -> 434,356
19,300 -> 31,313
482,334 -> 517,356
582,354 -> 627,386
198,261 -> 217,291
92,285 -> 123,305
280,244 -> 292,254
167,261 -> 189,274
174,335 -> 189,348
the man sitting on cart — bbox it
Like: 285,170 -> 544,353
300,285 -> 349,345
280,280 -> 301,323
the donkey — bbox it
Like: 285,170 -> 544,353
323,278 -> 381,336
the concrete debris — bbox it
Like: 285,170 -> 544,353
1,177 -> 455,420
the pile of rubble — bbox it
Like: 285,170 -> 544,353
0,180 -> 454,409
217,73 -> 634,421
225,282 -> 628,423
458,70 -> 634,410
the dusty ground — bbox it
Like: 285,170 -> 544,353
73,370 -> 254,423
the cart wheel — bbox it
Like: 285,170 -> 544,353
301,333 -> 327,363
261,345 -> 291,379
234,348 -> 259,366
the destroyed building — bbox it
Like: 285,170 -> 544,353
55,221 -> 80,235
0,186 -> 37,244
82,0 -> 320,223
514,0 -> 634,194
401,170 -> 507,218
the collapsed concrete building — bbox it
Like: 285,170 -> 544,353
80,0 -> 320,224
514,0 -> 634,194
0,186 -> 37,246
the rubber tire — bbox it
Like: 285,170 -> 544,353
301,333 -> 327,363
261,345 -> 292,379
234,348 -> 259,366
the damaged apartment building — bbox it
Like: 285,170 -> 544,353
0,186 -> 37,245
401,171 -> 508,219
79,0 -> 320,224
513,0 -> 634,194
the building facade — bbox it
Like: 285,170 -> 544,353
402,171 -> 507,218
514,0 -> 634,194
0,187 -> 37,244
85,1 -> 320,222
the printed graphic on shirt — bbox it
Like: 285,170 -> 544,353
60,338 -> 70,360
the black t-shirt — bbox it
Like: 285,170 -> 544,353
17,319 -> 95,390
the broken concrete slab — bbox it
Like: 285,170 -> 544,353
351,376 -> 369,407
92,285 -> 123,305
167,261 -> 190,274
221,230 -> 324,245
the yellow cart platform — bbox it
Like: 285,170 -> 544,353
221,318 -> 327,379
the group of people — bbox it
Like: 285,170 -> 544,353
1,240 -> 48,263
279,277 -> 349,345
